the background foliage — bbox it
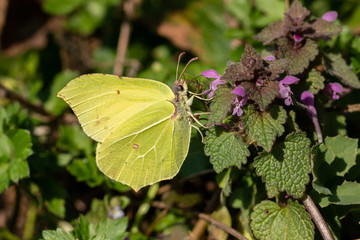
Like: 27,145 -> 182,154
0,0 -> 360,239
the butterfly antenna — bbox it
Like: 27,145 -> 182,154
176,52 -> 186,82
178,57 -> 199,83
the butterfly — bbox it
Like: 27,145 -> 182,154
58,56 -> 197,191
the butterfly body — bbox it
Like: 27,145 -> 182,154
58,73 -> 191,191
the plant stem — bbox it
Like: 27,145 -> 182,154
113,0 -> 141,76
302,194 -> 334,240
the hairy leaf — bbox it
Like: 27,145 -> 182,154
253,20 -> 285,45
254,132 -> 311,198
268,58 -> 288,79
41,228 -> 75,240
208,87 -> 234,124
241,44 -> 264,70
285,0 -> 310,25
323,53 -> 360,89
250,200 -> 314,240
277,38 -> 319,75
305,69 -> 325,94
308,18 -> 342,40
204,126 -> 249,173
221,62 -> 253,83
242,104 -> 287,151
241,80 -> 279,111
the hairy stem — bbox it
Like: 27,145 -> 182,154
303,194 -> 334,240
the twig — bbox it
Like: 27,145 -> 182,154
344,103 -> 360,113
0,0 -> 9,47
113,0 -> 141,75
0,83 -> 56,121
198,213 -> 249,240
302,194 -> 334,240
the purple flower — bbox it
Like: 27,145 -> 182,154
324,83 -> 342,100
108,205 -> 124,220
202,69 -> 226,98
278,76 -> 299,106
265,55 -> 276,61
231,86 -> 247,117
322,11 -> 338,22
301,91 -> 317,116
293,34 -> 303,43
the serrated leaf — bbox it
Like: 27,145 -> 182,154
42,228 -> 75,240
265,183 -> 279,199
73,215 -> 90,240
268,58 -> 288,79
242,104 -> 287,151
308,18 -> 342,40
323,53 -> 360,89
277,38 -> 319,75
305,69 -> 325,94
241,44 -> 263,70
208,87 -> 234,124
312,136 -> 358,189
254,132 -> 311,198
241,81 -> 279,111
204,126 -> 249,173
254,20 -> 285,45
317,181 -> 360,207
250,200 -> 314,240
91,218 -> 128,240
9,159 -> 29,183
285,0 -> 310,24
221,62 -> 253,83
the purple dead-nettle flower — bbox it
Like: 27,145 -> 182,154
202,69 -> 225,98
278,76 -> 299,106
232,86 -> 248,117
265,55 -> 276,61
322,11 -> 338,22
324,82 -> 343,100
108,205 -> 125,220
301,91 -> 317,116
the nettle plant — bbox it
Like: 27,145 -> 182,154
199,1 -> 359,239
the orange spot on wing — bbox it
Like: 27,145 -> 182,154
132,143 -> 139,149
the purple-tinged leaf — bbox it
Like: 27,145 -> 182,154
241,81 -> 279,111
221,62 -> 253,83
284,0 -> 310,26
241,44 -> 264,70
306,18 -> 342,40
253,20 -> 285,45
277,38 -> 319,75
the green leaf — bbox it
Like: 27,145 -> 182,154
0,164 -> 10,193
73,215 -> 90,240
317,181 -> 360,207
250,200 -> 314,240
46,198 -> 66,218
265,183 -> 279,199
91,218 -> 128,240
8,159 -> 29,183
208,87 -> 234,124
254,132 -> 311,198
204,126 -> 250,173
305,69 -> 325,94
67,156 -> 104,187
42,228 -> 75,240
45,70 -> 79,115
242,104 -> 287,151
8,129 -> 32,160
313,136 -> 357,182
277,38 -> 319,75
323,53 -> 360,89
43,0 -> 85,15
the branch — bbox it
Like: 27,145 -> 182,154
302,194 -> 334,240
0,83 -> 56,121
113,0 -> 141,75
198,213 -> 249,240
